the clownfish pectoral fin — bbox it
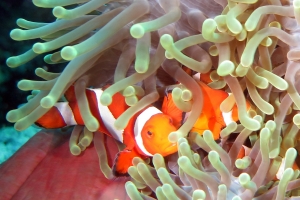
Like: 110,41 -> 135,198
208,118 -> 223,140
112,148 -> 145,176
211,123 -> 223,140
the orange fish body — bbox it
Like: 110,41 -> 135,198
193,71 -> 213,84
36,86 -> 177,176
162,81 -> 245,140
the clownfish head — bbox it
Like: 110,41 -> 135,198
140,113 -> 177,157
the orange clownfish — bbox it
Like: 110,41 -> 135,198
236,145 -> 300,181
162,81 -> 250,140
35,86 -> 178,176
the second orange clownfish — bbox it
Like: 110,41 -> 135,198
162,77 -> 250,140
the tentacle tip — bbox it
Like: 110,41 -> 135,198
16,18 -> 25,25
125,181 -> 135,189
100,92 -> 112,106
217,60 -> 235,76
40,96 -> 55,108
135,65 -> 148,74
70,145 -> 81,156
32,0 -> 43,7
130,24 -> 145,39
80,138 -> 90,147
168,131 -> 181,143
208,151 -> 220,164
33,43 -> 45,54
53,6 -> 66,18
14,120 -> 28,131
10,29 -> 23,41
203,130 -> 214,141
160,34 -> 173,49
6,57 -> 19,68
244,24 -> 255,32
61,46 -> 77,61
6,110 -> 19,123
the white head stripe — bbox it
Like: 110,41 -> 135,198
222,110 -> 234,126
93,89 -> 124,143
55,102 -> 77,126
134,107 -> 162,156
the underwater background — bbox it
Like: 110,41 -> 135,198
0,1 -> 53,163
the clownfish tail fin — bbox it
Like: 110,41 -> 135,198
35,102 -> 77,129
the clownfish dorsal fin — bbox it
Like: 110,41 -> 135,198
134,106 -> 162,157
64,85 -> 77,102
198,81 -> 229,108
198,81 -> 230,124
162,88 -> 185,129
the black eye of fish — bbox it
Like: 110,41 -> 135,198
147,131 -> 152,136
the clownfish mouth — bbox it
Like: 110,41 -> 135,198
163,143 -> 177,154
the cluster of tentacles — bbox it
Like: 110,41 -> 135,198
5,0 -> 300,199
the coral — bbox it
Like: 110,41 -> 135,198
5,0 -> 300,199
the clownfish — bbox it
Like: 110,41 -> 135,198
35,86 -> 178,176
235,145 -> 300,181
162,80 -> 250,140
181,65 -> 214,85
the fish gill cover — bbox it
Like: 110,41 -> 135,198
3,0 -> 300,199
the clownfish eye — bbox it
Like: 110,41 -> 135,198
147,131 -> 153,136
169,117 -> 173,124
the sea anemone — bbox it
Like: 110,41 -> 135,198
4,0 -> 300,199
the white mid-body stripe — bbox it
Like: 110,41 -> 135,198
222,110 -> 234,126
92,89 -> 124,143
55,102 -> 77,126
134,107 -> 162,157
222,92 -> 235,126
